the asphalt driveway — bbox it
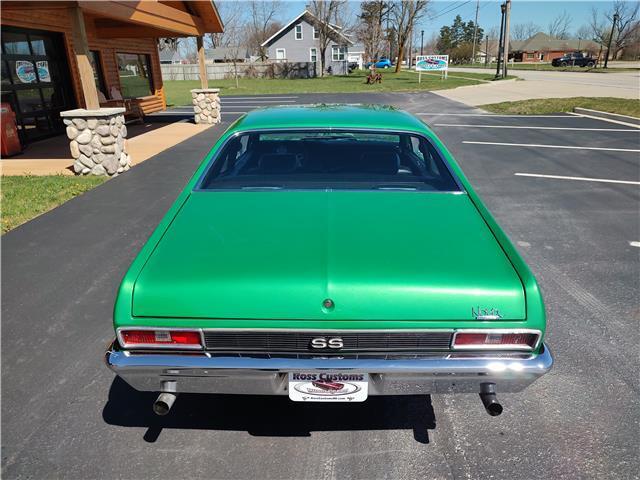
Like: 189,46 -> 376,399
2,92 -> 639,479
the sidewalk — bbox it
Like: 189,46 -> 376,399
435,67 -> 640,106
1,120 -> 213,176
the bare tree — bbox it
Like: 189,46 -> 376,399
548,11 -> 571,39
511,22 -> 541,41
357,1 -> 391,62
590,1 -> 639,59
209,2 -> 244,49
309,0 -> 347,76
248,0 -> 282,59
390,0 -> 429,72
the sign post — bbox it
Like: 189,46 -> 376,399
415,55 -> 449,82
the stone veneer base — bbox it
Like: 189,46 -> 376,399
191,88 -> 221,124
60,107 -> 131,176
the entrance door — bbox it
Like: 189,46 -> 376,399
1,26 -> 75,143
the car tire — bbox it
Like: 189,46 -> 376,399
560,61 -> 568,67
587,61 -> 595,68
384,65 -> 389,69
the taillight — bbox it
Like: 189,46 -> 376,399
452,331 -> 539,350
119,329 -> 202,349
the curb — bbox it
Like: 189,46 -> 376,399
573,107 -> 640,126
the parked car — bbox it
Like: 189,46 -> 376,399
366,57 -> 393,69
552,52 -> 596,67
105,105 -> 553,417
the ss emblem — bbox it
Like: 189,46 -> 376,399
310,337 -> 344,349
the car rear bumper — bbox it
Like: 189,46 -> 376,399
105,342 -> 553,395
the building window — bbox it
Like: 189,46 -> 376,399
310,47 -> 318,62
275,48 -> 286,61
295,24 -> 303,40
116,52 -> 153,98
332,46 -> 346,61
526,53 -> 534,59
313,27 -> 319,39
88,50 -> 106,98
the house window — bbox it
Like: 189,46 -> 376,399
116,52 -> 153,98
275,48 -> 286,61
332,46 -> 346,61
526,53 -> 534,59
310,47 -> 318,62
295,24 -> 303,40
88,50 -> 106,98
313,27 -> 319,39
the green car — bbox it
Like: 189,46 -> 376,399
105,105 -> 552,416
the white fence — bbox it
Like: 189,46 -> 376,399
161,62 -> 316,81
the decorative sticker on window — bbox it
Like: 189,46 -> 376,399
15,60 -> 36,83
37,61 -> 51,82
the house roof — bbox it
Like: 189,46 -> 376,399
205,47 -> 250,60
158,49 -> 181,62
511,32 -> 600,52
260,10 -> 353,47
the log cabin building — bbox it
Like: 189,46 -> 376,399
1,1 -> 222,144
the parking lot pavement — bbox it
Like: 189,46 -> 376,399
2,93 -> 639,479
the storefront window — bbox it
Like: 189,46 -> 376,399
2,31 -> 30,55
116,53 -> 153,98
88,50 -> 106,97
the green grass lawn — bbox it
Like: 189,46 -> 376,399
481,97 -> 640,117
453,62 -> 639,73
1,175 -> 107,233
164,70 -> 510,106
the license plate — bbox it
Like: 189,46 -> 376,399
288,372 -> 369,402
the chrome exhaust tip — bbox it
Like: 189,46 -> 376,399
479,383 -> 503,417
153,392 -> 177,416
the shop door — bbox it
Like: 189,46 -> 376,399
1,26 -> 75,143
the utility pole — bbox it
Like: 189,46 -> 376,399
502,0 -> 511,78
484,34 -> 489,66
604,13 -> 619,68
495,2 -> 505,79
471,0 -> 480,64
421,30 -> 424,56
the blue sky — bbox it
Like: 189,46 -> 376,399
276,0 -> 617,39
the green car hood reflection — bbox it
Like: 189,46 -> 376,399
132,190 -> 525,320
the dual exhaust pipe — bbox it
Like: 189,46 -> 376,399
152,381 -> 504,417
153,381 -> 178,416
479,383 -> 503,416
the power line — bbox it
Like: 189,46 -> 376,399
427,1 -> 473,21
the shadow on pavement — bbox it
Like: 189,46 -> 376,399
102,377 -> 436,444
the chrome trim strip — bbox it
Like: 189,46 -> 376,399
451,329 -> 542,352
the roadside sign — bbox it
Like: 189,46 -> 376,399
415,55 -> 448,81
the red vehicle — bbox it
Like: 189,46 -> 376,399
312,380 -> 344,391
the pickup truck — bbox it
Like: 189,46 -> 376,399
551,52 -> 596,68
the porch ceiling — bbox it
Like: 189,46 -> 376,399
1,1 -> 223,37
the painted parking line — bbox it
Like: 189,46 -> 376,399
567,112 -> 640,129
630,241 -> 640,248
514,173 -> 640,186
435,124 -> 639,132
417,113 -> 572,117
463,141 -> 640,153
445,123 -> 640,131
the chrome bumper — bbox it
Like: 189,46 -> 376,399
105,343 -> 553,395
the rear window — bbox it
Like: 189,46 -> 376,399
198,130 -> 460,192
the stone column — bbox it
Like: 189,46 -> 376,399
60,108 -> 131,176
190,88 -> 221,124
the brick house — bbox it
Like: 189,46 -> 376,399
510,32 -> 601,63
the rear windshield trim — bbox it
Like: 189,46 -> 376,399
194,128 -> 465,193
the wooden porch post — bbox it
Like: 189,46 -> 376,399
197,36 -> 208,89
69,6 -> 100,110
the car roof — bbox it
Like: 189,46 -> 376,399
230,104 -> 430,133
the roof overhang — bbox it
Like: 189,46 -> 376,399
1,1 -> 223,38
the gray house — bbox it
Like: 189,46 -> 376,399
261,10 -> 353,75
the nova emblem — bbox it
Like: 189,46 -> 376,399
310,337 -> 344,349
472,307 -> 502,320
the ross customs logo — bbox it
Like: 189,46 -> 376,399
291,373 -> 364,396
